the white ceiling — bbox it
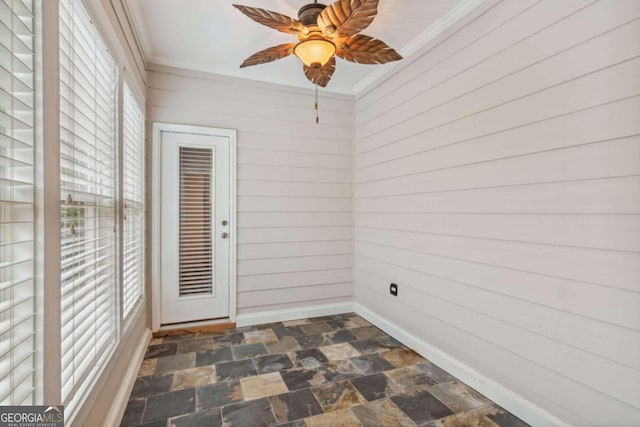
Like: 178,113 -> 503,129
126,0 -> 483,94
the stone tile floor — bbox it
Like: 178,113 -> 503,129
121,313 -> 529,427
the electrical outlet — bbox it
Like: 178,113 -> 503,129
389,283 -> 398,296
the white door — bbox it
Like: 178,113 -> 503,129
160,131 -> 231,325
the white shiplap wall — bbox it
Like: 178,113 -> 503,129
353,0 -> 640,425
147,65 -> 354,316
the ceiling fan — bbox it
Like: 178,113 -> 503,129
233,0 -> 403,88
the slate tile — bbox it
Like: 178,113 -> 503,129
332,313 -> 355,320
146,343 -> 178,359
196,380 -> 243,410
300,322 -> 333,335
212,332 -> 245,347
172,366 -> 216,390
195,330 -> 227,340
326,319 -> 351,330
234,325 -> 257,334
215,359 -> 256,380
350,339 -> 387,355
244,329 -> 279,344
132,373 -> 174,398
295,334 -> 329,350
424,404 -> 530,427
280,368 -> 327,391
351,326 -> 386,340
162,334 -> 195,343
382,348 -> 425,368
266,336 -> 301,354
349,354 -> 394,374
270,388 -> 324,423
318,360 -> 361,383
486,407 -> 530,427
240,372 -> 289,400
155,353 -> 196,375
377,335 -> 403,349
232,343 -> 268,360
350,372 -> 402,401
428,381 -> 491,413
283,319 -> 311,327
138,359 -> 158,377
139,419 -> 168,427
274,326 -> 306,339
327,317 -> 369,330
221,398 -> 278,427
142,388 -> 196,422
416,362 -> 455,385
351,398 -> 414,427
275,420 -> 306,427
195,347 -> 233,367
120,398 -> 145,427
255,354 -> 293,374
168,408 -> 222,427
255,321 -> 284,330
129,314 -> 525,427
308,315 -> 337,322
390,390 -> 453,425
292,348 -> 328,369
385,365 -> 437,392
311,380 -> 366,412
325,329 -> 358,344
319,343 -> 360,361
304,408 -> 362,427
178,338 -> 214,353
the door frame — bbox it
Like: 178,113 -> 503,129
151,122 -> 237,331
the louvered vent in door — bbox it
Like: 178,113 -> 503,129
179,147 -> 214,296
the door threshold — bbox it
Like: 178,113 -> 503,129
154,318 -> 236,338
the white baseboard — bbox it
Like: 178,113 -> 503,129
354,302 -> 570,427
236,301 -> 354,327
104,328 -> 152,427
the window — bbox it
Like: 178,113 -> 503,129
122,82 -> 144,318
59,0 -> 118,406
0,0 -> 36,405
178,147 -> 214,296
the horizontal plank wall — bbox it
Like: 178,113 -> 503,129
353,0 -> 640,425
147,65 -> 354,320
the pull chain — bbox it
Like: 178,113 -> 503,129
315,85 -> 319,124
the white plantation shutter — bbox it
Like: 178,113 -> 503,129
0,0 -> 35,405
179,147 -> 214,296
122,82 -> 144,318
59,0 -> 118,405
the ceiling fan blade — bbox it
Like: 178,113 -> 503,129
233,4 -> 308,35
336,34 -> 402,64
240,43 -> 296,68
317,0 -> 379,38
303,56 -> 336,87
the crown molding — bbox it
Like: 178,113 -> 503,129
147,61 -> 354,100
352,0 -> 489,96
122,0 -> 152,61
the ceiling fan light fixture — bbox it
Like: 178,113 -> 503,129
294,37 -> 336,67
234,0 -> 402,89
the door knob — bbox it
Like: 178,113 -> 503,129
221,220 -> 228,226
221,232 -> 229,239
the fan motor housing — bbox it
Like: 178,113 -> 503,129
298,3 -> 326,27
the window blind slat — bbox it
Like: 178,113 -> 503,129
0,0 -> 35,406
59,0 -> 118,407
178,147 -> 213,297
122,82 -> 144,318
